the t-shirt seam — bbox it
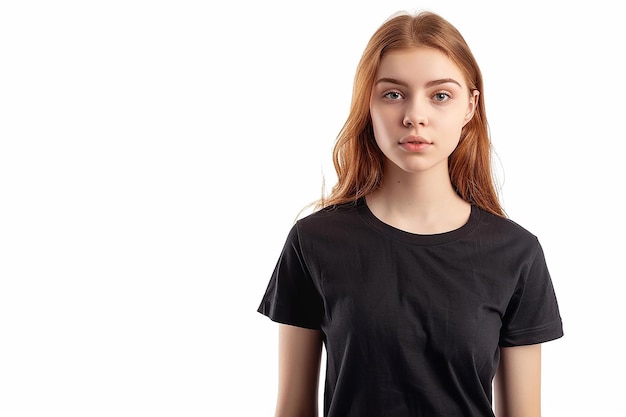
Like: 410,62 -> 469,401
356,206 -> 479,248
503,319 -> 562,337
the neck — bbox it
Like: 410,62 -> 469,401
365,165 -> 470,234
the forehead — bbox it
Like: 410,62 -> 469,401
376,47 -> 467,87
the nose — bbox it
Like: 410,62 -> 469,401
402,97 -> 428,127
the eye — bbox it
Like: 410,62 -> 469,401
382,90 -> 403,101
432,91 -> 451,102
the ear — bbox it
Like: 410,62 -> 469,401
463,90 -> 480,126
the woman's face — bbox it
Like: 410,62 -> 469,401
369,47 -> 478,176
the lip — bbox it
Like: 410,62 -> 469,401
399,135 -> 431,145
399,135 -> 432,152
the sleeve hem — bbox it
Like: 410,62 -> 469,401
257,300 -> 321,330
499,319 -> 564,347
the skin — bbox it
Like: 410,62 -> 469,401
495,344 -> 542,417
273,48 -> 542,417
274,325 -> 323,417
367,47 -> 478,234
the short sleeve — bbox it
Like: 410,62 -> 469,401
499,240 -> 564,347
257,222 -> 324,330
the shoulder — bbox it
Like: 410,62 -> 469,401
472,208 -> 551,277
291,200 -> 366,245
474,207 -> 541,249
297,201 -> 363,228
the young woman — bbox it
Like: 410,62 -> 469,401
258,10 -> 563,417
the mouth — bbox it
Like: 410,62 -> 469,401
398,135 -> 432,152
399,135 -> 431,145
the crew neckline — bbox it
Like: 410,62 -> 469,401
356,197 -> 480,246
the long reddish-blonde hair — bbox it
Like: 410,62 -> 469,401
316,11 -> 505,217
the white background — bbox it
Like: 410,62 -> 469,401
1,0 -> 624,416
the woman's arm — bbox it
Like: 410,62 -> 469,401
494,344 -> 542,417
274,323 -> 323,417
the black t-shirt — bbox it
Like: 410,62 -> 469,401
258,199 -> 563,417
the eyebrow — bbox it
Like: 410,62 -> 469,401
374,77 -> 462,88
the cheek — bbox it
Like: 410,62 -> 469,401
369,107 -> 381,134
437,111 -> 467,136
370,113 -> 389,146
370,105 -> 395,134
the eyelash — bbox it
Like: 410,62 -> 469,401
433,91 -> 451,102
382,90 -> 452,102
382,90 -> 403,100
